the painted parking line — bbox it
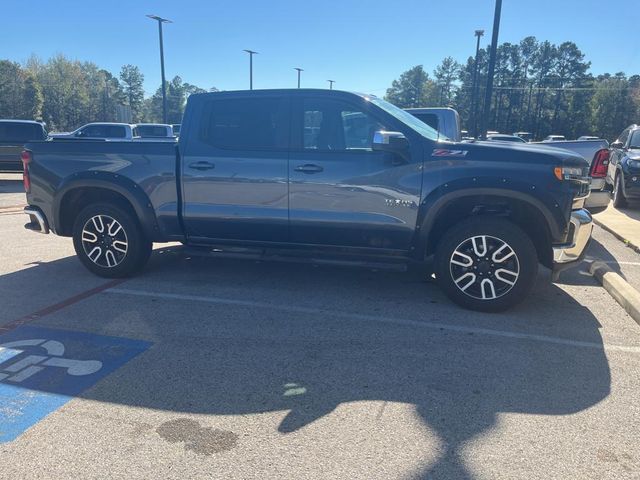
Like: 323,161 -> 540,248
0,325 -> 151,443
0,278 -> 126,334
105,287 -> 640,354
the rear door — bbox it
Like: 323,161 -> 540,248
288,94 -> 423,250
181,93 -> 290,242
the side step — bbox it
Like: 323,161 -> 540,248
182,245 -> 410,272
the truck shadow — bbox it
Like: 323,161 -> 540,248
0,249 -> 612,478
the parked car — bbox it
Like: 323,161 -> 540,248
530,138 -> 610,212
487,134 -> 527,143
607,124 -> 640,208
50,123 -> 136,141
543,135 -> 566,142
0,120 -> 48,172
405,107 -> 462,142
22,89 -> 592,312
133,123 -> 176,141
578,136 -> 600,141
513,132 -> 533,142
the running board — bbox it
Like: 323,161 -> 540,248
182,245 -> 410,272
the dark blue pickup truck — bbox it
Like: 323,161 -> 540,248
22,89 -> 592,311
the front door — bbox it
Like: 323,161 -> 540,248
288,95 -> 423,250
181,94 -> 290,243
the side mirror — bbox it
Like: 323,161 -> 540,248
372,131 -> 409,153
610,141 -> 623,149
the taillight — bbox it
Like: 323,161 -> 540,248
21,150 -> 32,193
590,149 -> 609,178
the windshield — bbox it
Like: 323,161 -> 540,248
629,130 -> 640,149
367,97 -> 445,141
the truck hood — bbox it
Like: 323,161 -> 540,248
445,140 -> 588,171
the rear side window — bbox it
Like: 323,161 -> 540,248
106,126 -> 126,138
135,125 -> 169,137
200,97 -> 287,150
0,123 -> 44,142
411,113 -> 439,131
80,125 -> 126,138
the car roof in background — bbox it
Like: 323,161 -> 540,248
0,119 -> 45,125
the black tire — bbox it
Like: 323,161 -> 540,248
72,203 -> 152,278
612,173 -> 627,208
434,216 -> 538,312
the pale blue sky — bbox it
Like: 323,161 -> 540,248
2,0 -> 638,95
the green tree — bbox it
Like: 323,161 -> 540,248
433,57 -> 461,105
119,64 -> 145,121
384,65 -> 437,108
0,60 -> 42,119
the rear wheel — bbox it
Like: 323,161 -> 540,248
612,173 -> 627,208
435,217 -> 538,312
72,203 -> 152,278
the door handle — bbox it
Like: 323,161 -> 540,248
294,164 -> 323,174
189,161 -> 215,171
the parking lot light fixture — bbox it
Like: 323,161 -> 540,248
471,29 -> 485,137
243,50 -> 258,90
146,15 -> 172,124
480,0 -> 502,140
327,80 -> 335,90
295,68 -> 303,88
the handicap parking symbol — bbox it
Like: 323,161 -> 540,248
0,326 -> 151,442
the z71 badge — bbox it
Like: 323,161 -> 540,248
432,149 -> 468,157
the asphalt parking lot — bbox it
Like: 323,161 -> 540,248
1,174 -> 640,479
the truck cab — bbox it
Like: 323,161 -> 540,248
0,120 -> 48,172
404,107 -> 462,142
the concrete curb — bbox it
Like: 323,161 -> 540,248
590,261 -> 640,326
593,217 -> 640,254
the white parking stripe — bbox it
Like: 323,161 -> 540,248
104,288 -> 640,354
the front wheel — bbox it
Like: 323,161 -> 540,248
435,217 -> 538,312
72,203 -> 152,278
612,173 -> 627,208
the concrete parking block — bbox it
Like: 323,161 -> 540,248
590,261 -> 640,326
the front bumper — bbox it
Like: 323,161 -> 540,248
585,189 -> 610,210
552,209 -> 592,277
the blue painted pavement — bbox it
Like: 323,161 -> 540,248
0,325 -> 151,442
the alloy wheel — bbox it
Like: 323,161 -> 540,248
81,215 -> 128,268
449,235 -> 520,300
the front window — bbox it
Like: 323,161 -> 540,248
629,130 -> 640,149
302,98 -> 386,151
367,97 -> 444,141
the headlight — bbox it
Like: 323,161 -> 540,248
628,160 -> 640,169
554,166 -> 585,181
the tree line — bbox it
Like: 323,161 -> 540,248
0,54 -> 214,131
385,36 -> 640,141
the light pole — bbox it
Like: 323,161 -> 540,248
243,50 -> 258,90
294,68 -> 303,88
146,14 -> 172,124
327,80 -> 335,90
480,0 -> 502,139
471,29 -> 484,137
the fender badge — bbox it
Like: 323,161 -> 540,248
432,149 -> 468,157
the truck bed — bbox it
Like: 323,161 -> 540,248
24,140 -> 180,239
